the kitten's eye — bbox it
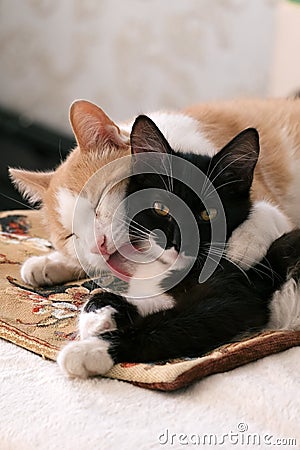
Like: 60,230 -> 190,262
153,201 -> 170,217
200,208 -> 218,222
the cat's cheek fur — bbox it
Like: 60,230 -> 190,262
57,190 -> 101,266
56,189 -> 106,272
57,337 -> 114,379
56,188 -> 77,233
226,201 -> 293,268
21,251 -> 83,287
56,187 -> 129,274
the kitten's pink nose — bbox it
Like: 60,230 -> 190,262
91,235 -> 109,255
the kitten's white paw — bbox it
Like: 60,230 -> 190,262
57,338 -> 114,379
227,201 -> 293,269
21,252 -> 80,286
79,306 -> 117,339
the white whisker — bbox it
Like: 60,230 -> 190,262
203,153 -> 253,198
0,192 -> 36,211
205,179 -> 241,198
203,245 -> 250,283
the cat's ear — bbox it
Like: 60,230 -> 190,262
130,115 -> 173,176
69,100 -> 129,152
9,168 -> 53,204
130,115 -> 172,155
211,128 -> 260,194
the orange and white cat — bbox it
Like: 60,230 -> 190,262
10,98 -> 299,291
10,101 -> 131,286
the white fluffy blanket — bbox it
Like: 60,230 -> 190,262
0,339 -> 299,450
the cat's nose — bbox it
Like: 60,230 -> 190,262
90,235 -> 109,255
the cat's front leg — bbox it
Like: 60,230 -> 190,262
226,201 -> 293,269
57,291 -> 139,378
21,251 -> 84,287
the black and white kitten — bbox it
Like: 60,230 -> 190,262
57,116 -> 299,378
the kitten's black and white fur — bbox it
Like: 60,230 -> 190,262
58,116 -> 300,378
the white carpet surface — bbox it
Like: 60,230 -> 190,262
0,339 -> 299,450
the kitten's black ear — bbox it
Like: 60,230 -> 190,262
130,115 -> 172,155
211,128 -> 260,195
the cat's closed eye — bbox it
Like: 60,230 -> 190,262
153,201 -> 170,217
200,208 -> 218,222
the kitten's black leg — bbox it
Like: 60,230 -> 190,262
262,229 -> 300,281
58,283 -> 269,378
102,287 -> 270,364
57,291 -> 141,379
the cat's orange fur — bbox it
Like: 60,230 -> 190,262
185,98 -> 300,215
10,101 -> 130,256
9,97 -> 300,286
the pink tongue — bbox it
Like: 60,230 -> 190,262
107,243 -> 142,281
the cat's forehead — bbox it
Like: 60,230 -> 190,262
53,146 -> 130,195
134,152 -> 212,198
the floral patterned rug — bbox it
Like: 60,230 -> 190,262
1,210 -> 300,391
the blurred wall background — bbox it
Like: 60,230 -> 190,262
0,0 -> 279,134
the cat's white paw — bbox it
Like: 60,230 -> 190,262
21,252 -> 80,287
79,306 -> 117,339
227,231 -> 269,269
227,201 -> 293,269
57,338 -> 114,379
